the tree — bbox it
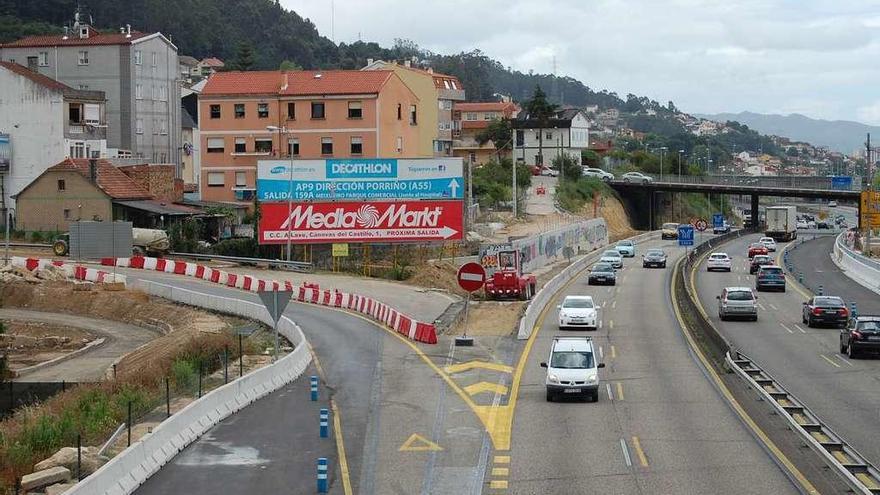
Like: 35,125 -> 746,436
552,154 -> 582,181
231,40 -> 256,71
279,59 -> 302,71
523,85 -> 558,166
476,119 -> 513,152
581,150 -> 602,168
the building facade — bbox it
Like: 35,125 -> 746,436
452,101 -> 519,165
0,17 -> 180,166
198,69 -> 428,204
512,109 -> 590,167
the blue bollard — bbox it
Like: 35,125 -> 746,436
798,273 -> 804,284
851,302 -> 858,319
319,408 -> 329,438
317,457 -> 328,493
818,285 -> 824,296
310,375 -> 318,402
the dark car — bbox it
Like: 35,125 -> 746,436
816,221 -> 832,230
749,254 -> 773,274
840,316 -> 880,358
642,249 -> 667,268
755,265 -> 786,292
588,263 -> 617,285
803,296 -> 849,328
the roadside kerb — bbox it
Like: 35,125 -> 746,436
64,280 -> 312,495
831,233 -> 880,296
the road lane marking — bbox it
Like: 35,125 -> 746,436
494,455 -> 510,464
757,303 -> 766,311
491,467 -> 509,476
612,300 -> 617,309
603,301 -> 607,308
620,438 -> 632,467
616,382 -> 625,401
489,480 -> 508,489
834,354 -> 854,367
445,361 -> 514,374
820,354 -> 841,368
606,383 -> 614,400
793,324 -> 806,334
779,323 -> 794,334
599,346 -> 604,359
769,303 -> 778,310
611,345 -> 617,359
399,433 -> 444,452
609,320 -> 614,329
464,382 -> 509,396
331,400 -> 354,495
599,320 -> 603,329
631,436 -> 649,467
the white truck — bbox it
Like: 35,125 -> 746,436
765,206 -> 798,242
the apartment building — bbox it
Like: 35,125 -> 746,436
452,101 -> 520,165
512,108 -> 590,166
363,59 -> 465,156
198,69 -> 427,204
0,13 -> 180,165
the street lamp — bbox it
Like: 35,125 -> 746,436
659,146 -> 668,181
4,207 -> 15,263
266,125 -> 294,261
677,150 -> 685,179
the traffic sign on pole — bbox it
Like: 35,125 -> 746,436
694,219 -> 708,232
678,225 -> 695,246
712,214 -> 724,228
457,262 -> 486,292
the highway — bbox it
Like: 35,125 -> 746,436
694,232 -> 880,473
507,237 -> 798,494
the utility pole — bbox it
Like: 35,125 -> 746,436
866,133 -> 873,256
512,129 -> 518,217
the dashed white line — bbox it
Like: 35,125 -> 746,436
779,323 -> 794,334
606,383 -> 614,400
620,438 -> 633,467
769,304 -> 778,310
599,320 -> 604,329
834,354 -> 855,367
757,303 -> 766,311
602,301 -> 607,308
599,346 -> 605,359
793,324 -> 806,334
612,301 -> 617,310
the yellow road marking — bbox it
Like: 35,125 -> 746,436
464,382 -> 509,396
616,382 -> 625,401
820,354 -> 841,368
611,345 -> 617,359
494,455 -> 510,464
672,255 -> 820,495
444,360 -> 514,374
631,436 -> 649,467
490,480 -> 509,489
856,472 -> 880,490
399,433 -> 443,452
491,467 -> 509,476
331,400 -> 353,495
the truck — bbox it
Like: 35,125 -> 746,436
765,206 -> 798,241
52,228 -> 171,257
481,244 -> 537,300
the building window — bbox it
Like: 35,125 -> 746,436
136,118 -> 144,134
410,105 -> 417,125
63,209 -> 71,220
321,137 -> 333,155
397,104 -> 402,120
151,52 -> 157,67
153,118 -> 159,135
288,138 -> 299,156
443,80 -> 450,89
207,137 -> 225,153
350,136 -> 363,155
234,137 -> 246,153
348,101 -> 362,119
258,103 -> 269,119
484,113 -> 494,120
546,132 -> 553,140
210,105 -> 221,119
207,172 -> 225,186
235,171 -> 247,187
160,119 -> 167,135
159,85 -> 167,101
78,84 -> 89,90
27,56 -> 38,70
84,104 -> 100,124
134,50 -> 142,65
234,103 -> 245,119
469,152 -> 476,163
466,112 -> 477,121
135,84 -> 143,100
311,102 -> 325,119
515,130 -> 524,146
151,85 -> 158,100
38,51 -> 49,66
255,138 -> 273,153
287,102 -> 296,120
78,51 -> 89,65
396,136 -> 403,153
57,179 -> 66,191
69,104 -> 82,124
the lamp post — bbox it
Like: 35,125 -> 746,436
266,125 -> 294,261
3,207 -> 14,263
659,146 -> 667,181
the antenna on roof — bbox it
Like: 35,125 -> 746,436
314,73 -> 322,79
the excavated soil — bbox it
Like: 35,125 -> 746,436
1,319 -> 95,369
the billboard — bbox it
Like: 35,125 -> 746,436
258,200 -> 464,244
0,134 -> 10,172
257,158 -> 464,201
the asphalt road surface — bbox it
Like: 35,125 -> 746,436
695,233 -> 880,471
507,237 -> 798,494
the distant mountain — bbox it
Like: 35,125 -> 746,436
695,111 -> 878,154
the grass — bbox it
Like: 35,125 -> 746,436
556,177 -> 618,213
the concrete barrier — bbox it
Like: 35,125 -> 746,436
831,233 -> 880,295
65,280 -> 312,495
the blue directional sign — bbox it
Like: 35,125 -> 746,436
831,176 -> 853,191
712,213 -> 724,228
678,225 -> 695,246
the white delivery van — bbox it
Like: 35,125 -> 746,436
540,336 -> 605,402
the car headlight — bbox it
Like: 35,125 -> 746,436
547,374 -> 560,384
586,375 -> 598,384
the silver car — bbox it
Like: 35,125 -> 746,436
599,250 -> 624,269
717,287 -> 758,321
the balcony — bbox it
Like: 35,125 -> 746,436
65,122 -> 107,140
438,88 -> 466,101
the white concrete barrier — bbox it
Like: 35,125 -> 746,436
66,280 -> 312,495
831,233 -> 880,295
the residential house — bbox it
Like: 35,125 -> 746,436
0,14 -> 180,166
0,61 -> 107,211
178,55 -> 199,83
198,69 -> 427,205
451,101 -> 519,165
198,57 -> 224,77
512,108 -> 590,167
362,58 -> 465,156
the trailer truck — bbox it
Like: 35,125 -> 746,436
765,206 -> 797,241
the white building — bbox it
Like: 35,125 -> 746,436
512,108 -> 590,166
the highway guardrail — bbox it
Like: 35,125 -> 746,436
832,233 -> 880,295
168,252 -> 313,273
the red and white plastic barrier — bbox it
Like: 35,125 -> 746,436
11,257 -> 126,285
99,256 -> 438,345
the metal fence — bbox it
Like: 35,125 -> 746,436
626,174 -> 861,192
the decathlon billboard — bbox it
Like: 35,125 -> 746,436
257,158 -> 464,201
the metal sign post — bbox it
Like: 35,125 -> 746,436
456,262 -> 486,347
257,290 -> 294,361
678,224 -> 695,258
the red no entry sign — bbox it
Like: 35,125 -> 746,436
457,262 -> 486,292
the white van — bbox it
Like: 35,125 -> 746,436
540,336 -> 605,402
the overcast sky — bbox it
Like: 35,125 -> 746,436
283,0 -> 880,124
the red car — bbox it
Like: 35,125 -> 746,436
748,243 -> 769,258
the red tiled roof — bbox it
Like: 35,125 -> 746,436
0,29 -> 150,48
201,70 -> 394,96
455,102 -> 518,112
200,57 -> 225,67
0,61 -> 69,91
47,159 -> 152,200
201,71 -> 283,95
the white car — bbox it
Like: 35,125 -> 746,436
599,249 -> 624,269
557,295 -> 599,331
541,336 -> 605,402
759,237 -> 777,252
796,220 -> 809,229
621,172 -> 653,184
583,168 -> 614,181
829,200 -> 838,207
707,252 -> 732,272
540,167 -> 559,177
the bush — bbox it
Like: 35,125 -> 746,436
29,231 -> 44,243
386,263 -> 413,281
556,177 -> 615,212
171,359 -> 197,392
211,238 -> 258,257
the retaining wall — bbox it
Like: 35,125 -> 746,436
831,233 -> 880,296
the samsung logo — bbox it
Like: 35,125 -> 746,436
270,166 -> 287,174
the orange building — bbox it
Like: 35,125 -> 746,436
198,70 -> 426,204
452,101 -> 519,166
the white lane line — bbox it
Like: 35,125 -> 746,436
834,354 -> 855,367
599,346 -> 605,359
779,323 -> 794,334
793,324 -> 806,334
603,301 -> 607,308
599,320 -> 603,329
620,438 -> 633,467
609,320 -> 615,330
606,383 -> 614,400
757,303 -> 766,311
769,303 -> 778,310
612,301 -> 617,310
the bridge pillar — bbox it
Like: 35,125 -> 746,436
750,194 -> 760,231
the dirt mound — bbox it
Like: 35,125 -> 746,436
405,260 -> 471,298
598,195 -> 639,241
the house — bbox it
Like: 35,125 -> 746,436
198,57 -> 224,77
198,69 -> 427,205
512,108 -> 590,166
178,55 -> 199,83
451,101 -> 520,165
0,11 -> 181,165
0,61 -> 108,210
362,58 -> 466,156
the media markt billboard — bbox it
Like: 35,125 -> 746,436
257,158 -> 464,201
258,200 -> 464,244
0,134 -> 10,172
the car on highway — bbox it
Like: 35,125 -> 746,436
615,239 -> 636,257
621,171 -> 653,183
796,219 -> 809,229
816,221 -> 832,230
803,296 -> 849,328
707,252 -> 732,272
713,221 -> 731,234
717,287 -> 758,321
840,315 -> 880,358
582,168 -> 614,181
829,200 -> 838,207
599,249 -> 624,269
642,249 -> 667,268
748,242 -> 769,258
759,237 -> 777,252
755,265 -> 786,292
749,254 -> 773,274
661,222 -> 680,239
557,295 -> 599,330
541,336 -> 605,402
588,263 -> 617,285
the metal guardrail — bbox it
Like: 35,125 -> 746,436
728,350 -> 880,494
168,252 -> 314,273
617,173 -> 861,192
3,241 -> 53,249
